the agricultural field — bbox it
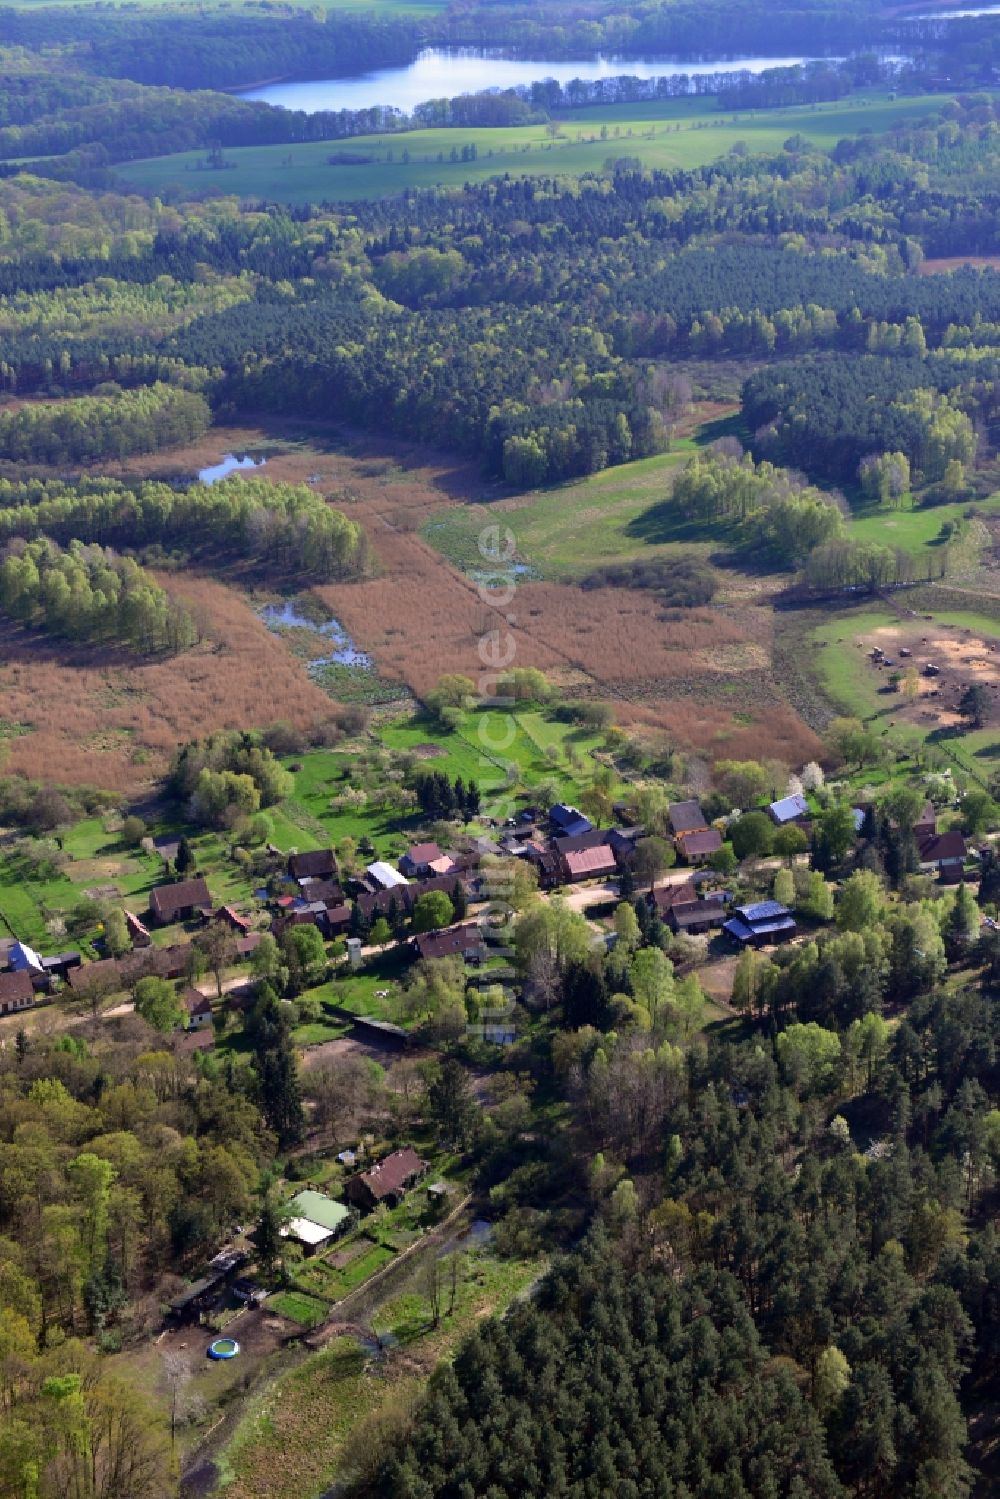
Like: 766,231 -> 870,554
115,91 -> 943,203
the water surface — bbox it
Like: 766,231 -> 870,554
199,452 -> 267,484
259,599 -> 371,670
239,47 -> 829,114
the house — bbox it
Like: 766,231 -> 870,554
357,872 -> 463,924
175,1027 -> 215,1056
561,844 -> 619,882
296,878 -> 343,905
668,800 -> 708,836
344,1147 -> 428,1212
281,1189 -> 352,1254
149,877 -> 211,925
668,892 -> 728,934
288,848 -> 337,883
183,989 -> 214,1029
325,902 -> 352,936
9,941 -> 44,977
549,804 -> 593,838
124,911 -> 152,948
646,880 -> 699,917
723,900 -> 797,947
553,828 -> 611,857
67,944 -> 189,996
366,861 -> 409,891
413,923 -> 483,962
236,933 -> 262,958
400,842 -> 456,879
675,827 -> 723,864
917,829 -> 968,883
768,793 -> 809,826
0,969 -> 35,1017
914,801 -> 937,840
211,904 -> 251,936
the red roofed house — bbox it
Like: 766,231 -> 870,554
0,969 -> 35,1016
917,829 -> 968,883
400,843 -> 456,878
149,878 -> 211,925
413,923 -> 483,962
560,844 -> 619,882
124,910 -> 152,948
212,905 -> 252,935
675,827 -> 723,865
344,1146 -> 428,1211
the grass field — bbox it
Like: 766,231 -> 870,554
115,92 -> 943,203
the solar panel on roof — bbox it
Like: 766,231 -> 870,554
736,900 -> 790,922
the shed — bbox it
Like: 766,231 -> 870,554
149,877 -> 211,925
366,861 -> 409,891
344,1147 -> 428,1212
768,794 -> 809,826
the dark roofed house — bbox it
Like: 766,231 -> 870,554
67,944 -> 188,996
149,877 -> 211,926
288,849 -> 337,883
723,900 -> 797,947
669,892 -> 728,933
175,1027 -> 215,1056
647,880 -> 698,916
183,989 -> 213,1029
344,1146 -> 428,1212
413,923 -> 484,962
675,827 -> 723,864
0,969 -> 35,1016
549,804 -> 593,838
325,902 -> 352,936
553,828 -> 612,857
917,829 -> 968,882
561,845 -> 619,882
668,800 -> 708,836
914,801 -> 938,840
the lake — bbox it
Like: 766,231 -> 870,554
237,47 -> 828,114
199,452 -> 267,484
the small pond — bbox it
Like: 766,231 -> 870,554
199,452 -> 268,484
259,599 -> 372,671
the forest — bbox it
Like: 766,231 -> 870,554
5,3 -> 1000,1496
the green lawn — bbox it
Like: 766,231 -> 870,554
845,493 -> 1000,554
114,92 -> 943,204
268,1290 -> 330,1328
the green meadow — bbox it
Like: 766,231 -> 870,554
115,92 -> 942,203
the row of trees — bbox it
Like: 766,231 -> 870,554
0,382 -> 209,464
0,537 -> 196,654
0,474 -> 369,582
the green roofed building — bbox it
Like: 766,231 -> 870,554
283,1189 -> 351,1254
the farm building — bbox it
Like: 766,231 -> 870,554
288,848 -> 338,883
282,1189 -> 352,1253
0,969 -> 35,1016
723,900 -> 797,947
560,845 -> 618,882
768,794 -> 809,826
124,911 -> 152,948
668,800 -> 708,836
366,861 -> 409,891
675,827 -> 723,864
344,1147 -> 428,1212
149,877 -> 212,925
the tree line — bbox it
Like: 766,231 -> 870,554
0,382 -> 209,464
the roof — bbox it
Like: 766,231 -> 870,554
918,830 -> 968,863
914,800 -> 937,830
735,900 -> 792,923
350,1147 -> 427,1203
769,793 -> 809,824
9,941 -> 44,972
427,855 -> 457,876
562,845 -> 618,878
670,898 -> 726,929
0,970 -> 34,1004
676,828 -> 723,858
124,910 -> 151,940
405,842 -> 443,864
366,861 -> 409,890
214,905 -> 251,933
289,1189 -> 351,1233
414,923 -> 483,961
649,880 -> 698,913
553,829 -> 613,855
288,848 -> 337,881
668,799 -> 707,835
67,944 -> 187,993
283,1217 -> 334,1247
150,877 -> 211,922
724,914 -> 797,942
549,805 -> 593,836
183,988 -> 213,1017
175,1028 -> 215,1054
